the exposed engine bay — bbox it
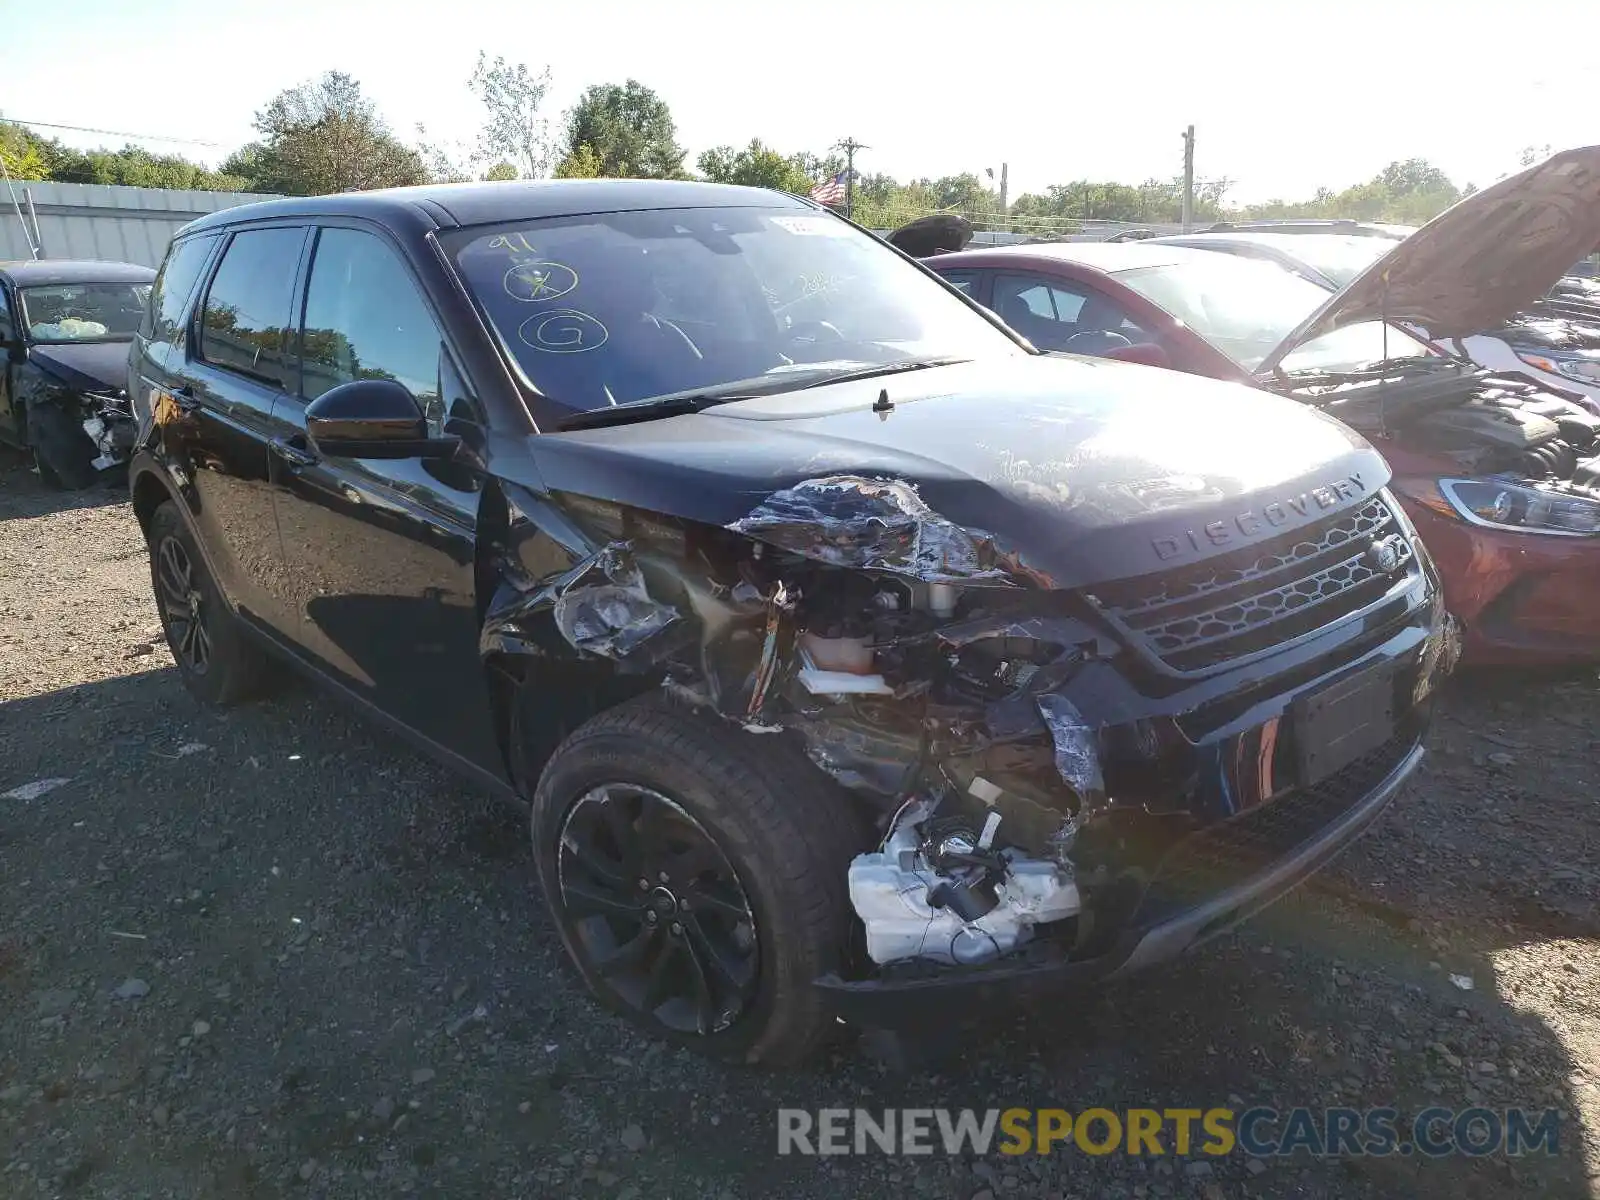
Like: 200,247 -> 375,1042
485,479 -> 1134,969
1279,361 -> 1600,505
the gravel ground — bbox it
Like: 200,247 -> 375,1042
2,447 -> 1597,1199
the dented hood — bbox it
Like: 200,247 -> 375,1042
531,355 -> 1388,589
1260,145 -> 1600,371
27,341 -> 131,394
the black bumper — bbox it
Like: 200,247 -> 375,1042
815,738 -> 1424,1026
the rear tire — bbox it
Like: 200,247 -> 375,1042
530,695 -> 866,1066
26,403 -> 97,491
146,501 -> 278,706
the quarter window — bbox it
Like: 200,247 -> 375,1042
299,228 -> 445,426
198,228 -> 305,388
145,234 -> 218,348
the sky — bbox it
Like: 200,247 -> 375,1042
6,0 -> 1600,205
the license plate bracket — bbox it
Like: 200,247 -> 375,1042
1293,663 -> 1395,787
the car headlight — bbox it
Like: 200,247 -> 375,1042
1515,350 -> 1600,383
1437,477 -> 1600,535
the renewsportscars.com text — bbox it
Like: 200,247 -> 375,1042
777,1107 -> 1561,1159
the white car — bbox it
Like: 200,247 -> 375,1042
1153,229 -> 1600,412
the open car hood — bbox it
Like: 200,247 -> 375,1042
1259,145 -> 1600,373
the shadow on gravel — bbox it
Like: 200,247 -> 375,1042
0,446 -> 127,521
1,662 -> 1593,1199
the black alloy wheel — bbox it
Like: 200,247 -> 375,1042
144,501 -> 276,706
155,533 -> 212,675
556,783 -> 759,1036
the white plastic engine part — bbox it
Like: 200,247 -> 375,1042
847,804 -> 1081,967
799,630 -> 875,674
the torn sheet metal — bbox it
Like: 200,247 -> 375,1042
481,540 -> 687,668
552,544 -> 682,659
1413,610 -> 1463,704
727,475 -> 1017,584
1034,693 -> 1105,798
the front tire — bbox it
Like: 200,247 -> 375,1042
146,501 -> 277,706
27,403 -> 98,490
530,696 -> 865,1066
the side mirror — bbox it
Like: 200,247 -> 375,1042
1104,342 -> 1172,370
304,378 -> 460,460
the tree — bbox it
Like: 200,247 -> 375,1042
696,140 -> 811,192
243,71 -> 427,195
561,81 -> 686,179
552,143 -> 602,179
0,120 -> 48,180
482,160 -> 519,182
468,54 -> 554,179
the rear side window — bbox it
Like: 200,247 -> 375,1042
938,270 -> 979,295
142,234 -> 218,347
299,228 -> 445,426
198,227 -> 305,388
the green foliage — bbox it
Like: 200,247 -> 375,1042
0,120 -> 49,180
2,118 -> 245,191
1235,158 -> 1463,224
482,160 -> 519,182
562,81 -> 686,179
696,140 -> 812,192
553,144 -> 602,179
240,71 -> 428,195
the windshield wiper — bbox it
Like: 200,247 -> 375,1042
557,389 -> 764,431
793,356 -> 970,389
557,358 -> 971,430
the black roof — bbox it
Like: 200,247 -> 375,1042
0,259 -> 156,287
182,179 -> 814,238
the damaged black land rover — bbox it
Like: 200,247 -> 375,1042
128,181 -> 1455,1064
1,260 -> 154,488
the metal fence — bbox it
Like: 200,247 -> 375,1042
0,180 -> 281,268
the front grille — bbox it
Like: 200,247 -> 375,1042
1134,731 -> 1418,923
1089,495 -> 1415,675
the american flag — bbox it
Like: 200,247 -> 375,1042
810,170 -> 849,206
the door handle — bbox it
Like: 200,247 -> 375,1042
270,435 -> 319,468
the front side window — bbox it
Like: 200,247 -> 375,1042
299,228 -> 445,427
20,282 -> 152,343
145,234 -> 218,348
447,206 -> 1022,413
198,227 -> 305,388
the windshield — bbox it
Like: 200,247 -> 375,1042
1255,235 -> 1392,287
19,282 -> 151,343
447,206 -> 1020,413
1113,255 -> 1430,373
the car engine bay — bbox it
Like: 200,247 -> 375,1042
1279,362 -> 1600,507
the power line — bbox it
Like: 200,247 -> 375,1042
1,116 -> 224,149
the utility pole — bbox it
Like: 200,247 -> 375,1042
836,136 -> 868,220
999,162 -> 1008,225
1181,124 -> 1195,232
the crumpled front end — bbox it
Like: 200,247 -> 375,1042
17,366 -> 137,474
481,470 -> 1449,1013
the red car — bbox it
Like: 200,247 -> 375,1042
923,147 -> 1600,664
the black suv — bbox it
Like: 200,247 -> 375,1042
128,181 -> 1454,1064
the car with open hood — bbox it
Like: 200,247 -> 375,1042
1146,228 -> 1600,411
127,180 -> 1450,1064
925,146 -> 1600,664
0,259 -> 154,488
